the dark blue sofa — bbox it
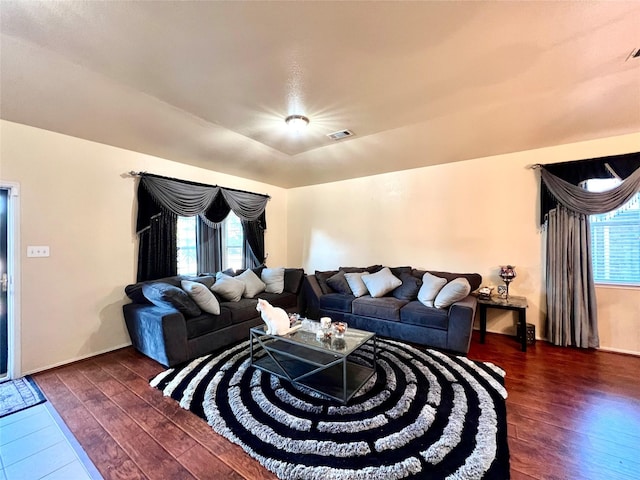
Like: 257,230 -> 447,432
122,268 -> 305,367
304,267 -> 481,355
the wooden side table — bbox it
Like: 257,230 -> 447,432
478,295 -> 529,352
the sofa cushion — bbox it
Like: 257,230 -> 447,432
412,269 -> 482,292
181,280 -> 221,315
236,268 -> 266,298
392,273 -> 422,301
125,276 -> 183,304
434,278 -> 471,308
339,267 -> 367,273
220,298 -> 259,324
417,272 -> 448,307
284,268 -> 305,294
319,293 -> 355,313
181,275 -> 216,289
258,292 -> 299,310
326,271 -> 353,295
352,296 -> 408,321
235,266 -> 265,277
315,270 -> 338,294
262,267 -> 285,294
142,282 -> 201,317
344,272 -> 370,297
400,301 -> 449,330
390,266 -> 412,277
362,267 -> 402,298
365,265 -> 384,273
185,310 -> 233,338
211,273 -> 245,302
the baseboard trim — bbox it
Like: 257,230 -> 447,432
24,342 -> 133,375
597,345 -> 640,357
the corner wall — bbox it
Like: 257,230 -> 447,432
287,133 -> 640,355
0,120 -> 289,374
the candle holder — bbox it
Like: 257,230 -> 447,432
499,265 -> 516,299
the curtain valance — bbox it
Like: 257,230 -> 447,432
540,165 -> 640,217
136,173 -> 269,234
539,152 -> 640,225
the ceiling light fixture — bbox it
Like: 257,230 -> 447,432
285,114 -> 309,129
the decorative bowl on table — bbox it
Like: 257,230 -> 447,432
332,321 -> 348,338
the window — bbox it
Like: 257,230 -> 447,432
584,178 -> 640,286
176,212 -> 244,275
223,212 -> 244,271
177,216 -> 197,275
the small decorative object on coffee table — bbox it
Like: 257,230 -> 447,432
498,265 -> 516,299
332,321 -> 348,338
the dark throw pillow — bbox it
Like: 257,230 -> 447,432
326,271 -> 353,295
392,273 -> 423,301
315,270 -> 338,294
142,282 -> 201,317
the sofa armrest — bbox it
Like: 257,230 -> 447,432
123,303 -> 189,367
445,295 -> 478,354
303,275 -> 323,319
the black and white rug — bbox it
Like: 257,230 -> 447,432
151,339 -> 510,479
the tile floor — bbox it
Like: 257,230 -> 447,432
0,403 -> 102,480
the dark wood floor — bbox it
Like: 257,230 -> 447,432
33,331 -> 640,480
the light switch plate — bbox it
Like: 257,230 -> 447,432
27,246 -> 50,257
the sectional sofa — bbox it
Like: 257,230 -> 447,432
304,266 -> 481,354
122,267 -> 305,366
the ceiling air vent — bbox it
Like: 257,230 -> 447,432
327,129 -> 354,141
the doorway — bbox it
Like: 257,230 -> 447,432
1,189 -> 7,377
0,182 -> 19,380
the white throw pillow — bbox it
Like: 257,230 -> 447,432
434,278 -> 471,309
361,267 -> 402,298
261,267 -> 285,294
181,280 -> 221,315
211,273 -> 245,302
417,272 -> 448,307
236,269 -> 266,298
344,272 -> 371,297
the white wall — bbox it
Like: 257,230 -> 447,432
1,119 -> 638,374
0,120 -> 289,374
287,133 -> 640,355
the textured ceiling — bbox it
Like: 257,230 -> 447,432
1,1 -> 639,188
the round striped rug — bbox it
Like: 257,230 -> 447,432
151,338 -> 510,479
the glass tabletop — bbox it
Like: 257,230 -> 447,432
250,319 -> 374,356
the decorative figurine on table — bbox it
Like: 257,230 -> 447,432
498,265 -> 516,299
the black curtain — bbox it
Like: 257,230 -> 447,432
197,218 -> 223,274
134,173 -> 269,279
136,173 -> 269,231
136,212 -> 177,281
242,213 -> 266,268
540,152 -> 640,225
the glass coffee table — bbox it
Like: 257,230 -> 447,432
249,322 -> 376,404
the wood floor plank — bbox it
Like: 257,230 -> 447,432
80,390 -> 197,480
34,371 -> 147,480
177,443 -> 246,480
32,331 -> 640,480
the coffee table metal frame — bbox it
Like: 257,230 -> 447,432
249,325 -> 376,404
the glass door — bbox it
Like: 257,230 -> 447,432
0,188 -> 8,379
